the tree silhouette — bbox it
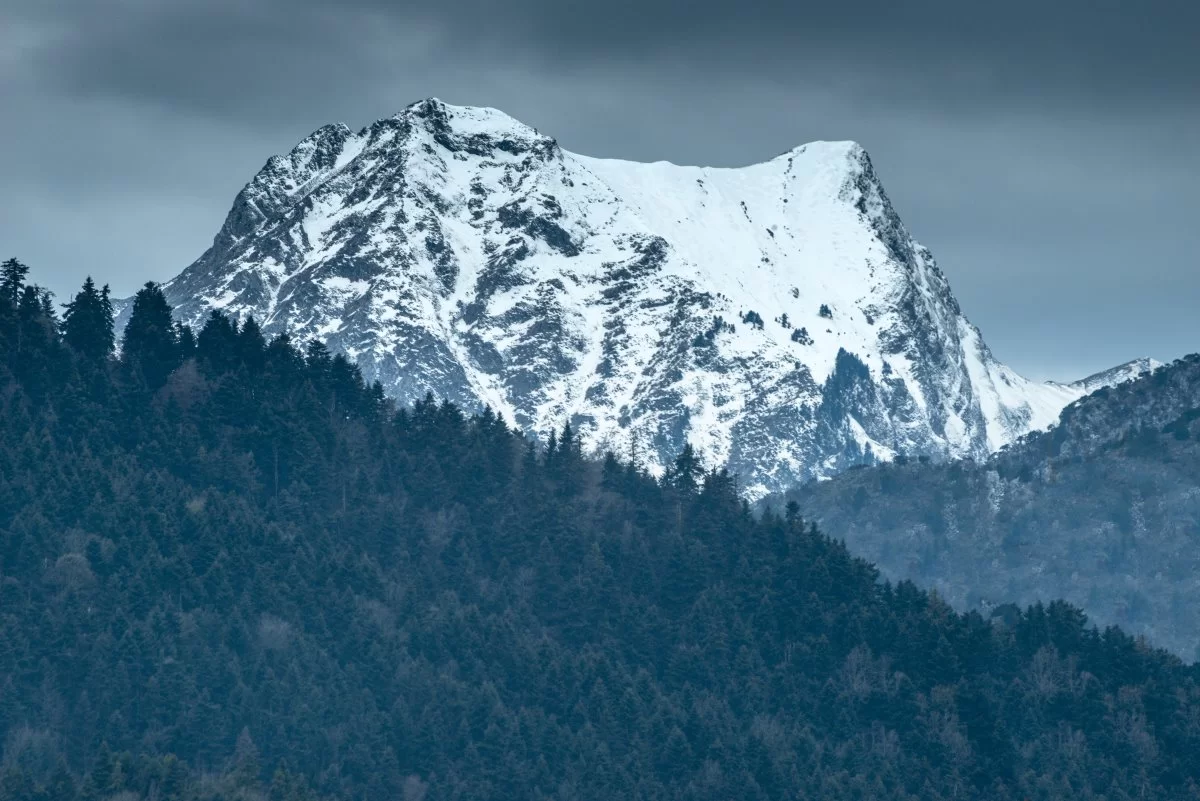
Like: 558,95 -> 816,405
122,281 -> 180,388
62,276 -> 114,362
1,257 -> 29,305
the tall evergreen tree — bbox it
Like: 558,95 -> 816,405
668,442 -> 701,494
122,281 -> 180,388
196,311 -> 240,372
17,285 -> 51,337
1,257 -> 29,305
238,316 -> 267,370
39,288 -> 56,319
62,277 -> 115,362
176,322 -> 197,359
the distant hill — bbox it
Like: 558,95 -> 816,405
777,354 -> 1200,657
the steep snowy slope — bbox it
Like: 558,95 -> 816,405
1067,358 -> 1163,395
146,98 -> 1135,497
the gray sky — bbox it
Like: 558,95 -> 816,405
2,0 -> 1197,381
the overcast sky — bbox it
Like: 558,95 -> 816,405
2,0 -> 1196,380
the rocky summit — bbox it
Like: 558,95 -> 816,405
144,98 -> 1146,497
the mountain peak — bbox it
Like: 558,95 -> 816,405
148,100 -> 1109,497
777,139 -> 865,163
394,97 -> 550,144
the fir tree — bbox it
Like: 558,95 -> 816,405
39,288 -> 56,319
62,277 -> 115,362
239,316 -> 267,369
196,310 -> 240,372
176,322 -> 197,359
123,281 -> 180,388
232,727 -> 262,788
668,442 -> 701,495
1,257 -> 29,305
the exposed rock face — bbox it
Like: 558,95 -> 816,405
142,98 -> 1133,497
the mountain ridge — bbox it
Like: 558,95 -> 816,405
778,353 -> 1200,656
1067,357 -> 1163,394
132,97 -> 1147,496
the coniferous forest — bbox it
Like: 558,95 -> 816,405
4,259 -> 1200,800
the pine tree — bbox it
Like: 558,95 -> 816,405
669,443 -> 701,495
196,311 -> 243,374
46,759 -> 75,801
15,284 -> 55,361
17,285 -> 42,320
160,754 -> 189,799
39,288 -> 55,318
63,276 -> 115,362
88,742 -> 115,797
176,322 -> 197,359
123,281 -> 180,388
239,316 -> 267,369
232,727 -> 262,787
305,339 -> 331,369
0,257 -> 29,305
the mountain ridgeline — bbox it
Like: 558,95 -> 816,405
5,264 -> 1200,800
777,354 -> 1200,657
134,97 -> 1126,498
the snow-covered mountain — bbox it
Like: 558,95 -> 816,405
1067,358 -> 1163,395
148,98 -> 1146,498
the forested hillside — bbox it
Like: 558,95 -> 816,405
778,356 -> 1200,657
4,258 -> 1200,800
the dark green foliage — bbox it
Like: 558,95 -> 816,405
62,277 -> 115,363
666,442 -> 702,494
0,745 -> 330,801
0,267 -> 66,399
1,257 -> 29,305
122,281 -> 182,389
819,303 -> 833,318
791,326 -> 813,345
3,263 -> 1200,800
740,309 -> 765,329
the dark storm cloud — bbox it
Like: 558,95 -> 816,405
1,0 -> 1197,380
15,0 -> 1200,124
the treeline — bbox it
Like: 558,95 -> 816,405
3,258 -> 1200,800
